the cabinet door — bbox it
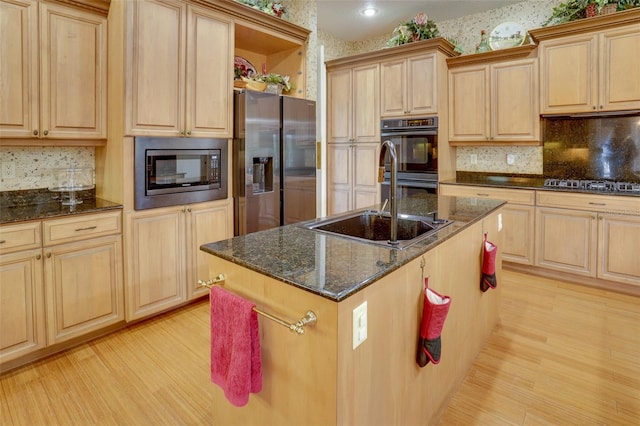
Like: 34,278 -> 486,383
0,0 -> 38,138
501,205 -> 534,265
491,59 -> 539,142
126,209 -> 186,321
45,235 -> 123,344
539,34 -> 597,114
448,65 -> 489,142
126,0 -> 186,136
352,64 -> 379,142
380,59 -> 406,117
327,69 -> 352,143
598,214 -> 640,286
600,25 -> 640,112
536,207 -> 597,277
353,143 -> 379,209
407,53 -> 436,115
39,2 -> 107,139
186,201 -> 233,299
185,5 -> 233,137
0,248 -> 44,364
327,143 -> 352,215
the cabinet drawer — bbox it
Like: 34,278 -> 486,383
43,210 -> 122,246
536,191 -> 640,214
0,222 -> 42,255
440,184 -> 535,205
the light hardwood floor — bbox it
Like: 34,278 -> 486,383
1,270 -> 639,425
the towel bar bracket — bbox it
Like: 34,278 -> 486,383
197,273 -> 225,288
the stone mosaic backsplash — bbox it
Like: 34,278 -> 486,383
456,146 -> 543,175
0,147 -> 95,191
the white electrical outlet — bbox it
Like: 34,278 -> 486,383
498,213 -> 503,231
352,301 -> 367,349
470,154 -> 478,165
2,162 -> 16,179
506,153 -> 515,165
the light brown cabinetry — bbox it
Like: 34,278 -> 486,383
0,0 -> 107,142
326,62 -> 380,215
0,210 -> 123,366
439,184 -> 535,265
380,53 -> 437,117
327,142 -> 379,215
125,200 -> 233,320
536,191 -> 640,286
448,56 -> 539,144
534,20 -> 640,113
125,0 -> 233,137
327,64 -> 380,143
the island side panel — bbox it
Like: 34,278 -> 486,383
336,209 -> 503,425
205,256 -> 339,426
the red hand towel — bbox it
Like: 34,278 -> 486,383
210,286 -> 262,407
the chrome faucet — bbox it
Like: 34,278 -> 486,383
378,140 -> 398,246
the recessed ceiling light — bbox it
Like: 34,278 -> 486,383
360,7 -> 378,17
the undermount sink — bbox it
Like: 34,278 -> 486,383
301,210 -> 453,249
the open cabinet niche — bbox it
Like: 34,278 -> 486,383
234,19 -> 309,98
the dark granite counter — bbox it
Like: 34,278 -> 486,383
201,194 -> 504,302
443,172 -> 640,197
0,189 -> 122,224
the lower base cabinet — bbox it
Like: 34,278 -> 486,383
598,213 -> 640,285
0,210 -> 124,367
125,199 -> 233,321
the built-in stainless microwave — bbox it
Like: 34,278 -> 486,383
134,137 -> 227,210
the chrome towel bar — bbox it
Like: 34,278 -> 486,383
197,274 -> 317,335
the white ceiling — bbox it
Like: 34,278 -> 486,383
317,0 -> 523,42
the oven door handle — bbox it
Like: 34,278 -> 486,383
380,130 -> 437,138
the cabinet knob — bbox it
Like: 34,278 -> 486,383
43,130 -> 48,136
592,106 -> 597,110
33,130 -> 39,136
182,207 -> 187,213
186,130 -> 191,136
46,252 -> 51,258
187,207 -> 192,212
180,131 -> 185,136
599,105 -> 603,109
36,254 -> 42,260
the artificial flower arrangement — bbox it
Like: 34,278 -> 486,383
234,0 -> 286,18
242,72 -> 293,92
387,12 -> 440,47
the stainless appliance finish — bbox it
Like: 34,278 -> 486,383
234,91 -> 316,235
134,137 -> 227,210
380,117 -> 438,200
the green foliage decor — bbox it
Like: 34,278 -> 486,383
543,0 -> 640,26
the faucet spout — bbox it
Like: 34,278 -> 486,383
379,140 -> 398,246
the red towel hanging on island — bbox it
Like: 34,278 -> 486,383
210,286 -> 262,407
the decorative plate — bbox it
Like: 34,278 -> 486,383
234,56 -> 257,79
489,22 -> 526,50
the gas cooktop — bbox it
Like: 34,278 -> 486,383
543,179 -> 640,194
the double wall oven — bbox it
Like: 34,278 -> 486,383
380,117 -> 438,200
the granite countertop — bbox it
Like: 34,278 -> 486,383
444,172 -> 640,197
201,195 -> 504,302
0,189 -> 122,224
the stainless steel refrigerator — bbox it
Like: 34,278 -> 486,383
233,90 -> 316,235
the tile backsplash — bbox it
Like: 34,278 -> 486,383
0,147 -> 95,191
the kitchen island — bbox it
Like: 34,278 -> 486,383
200,194 -> 505,425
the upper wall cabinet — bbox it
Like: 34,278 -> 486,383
380,53 -> 437,117
447,46 -> 539,145
0,0 -> 107,144
125,0 -> 233,138
531,9 -> 640,114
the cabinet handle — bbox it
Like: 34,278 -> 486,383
0,240 -> 5,244
36,254 -> 42,260
33,130 -> 39,136
46,252 -> 51,258
75,226 -> 97,232
43,130 -> 48,136
476,193 -> 490,197
589,202 -> 606,206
